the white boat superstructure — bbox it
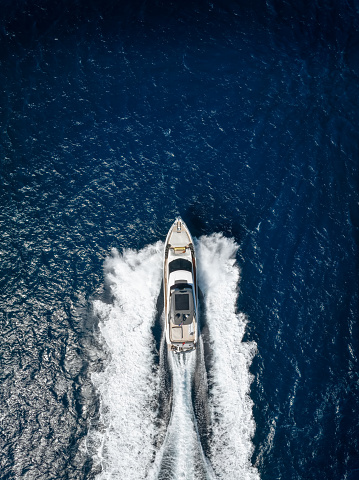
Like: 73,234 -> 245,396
163,218 -> 198,353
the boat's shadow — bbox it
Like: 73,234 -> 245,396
192,287 -> 213,459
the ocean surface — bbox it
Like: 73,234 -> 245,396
1,1 -> 358,479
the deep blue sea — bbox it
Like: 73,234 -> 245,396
1,1 -> 358,479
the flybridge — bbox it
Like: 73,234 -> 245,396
163,218 -> 198,353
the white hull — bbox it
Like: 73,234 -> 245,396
163,218 -> 198,353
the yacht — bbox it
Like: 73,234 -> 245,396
163,217 -> 198,353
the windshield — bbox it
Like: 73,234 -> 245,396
169,258 -> 192,274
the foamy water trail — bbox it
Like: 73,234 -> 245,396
196,234 -> 260,480
88,235 -> 259,480
87,242 -> 163,480
150,350 -> 215,480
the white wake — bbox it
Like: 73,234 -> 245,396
88,235 -> 259,480
149,350 -> 215,480
196,234 -> 259,480
87,242 -> 163,480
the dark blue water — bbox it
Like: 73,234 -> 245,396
1,1 -> 358,478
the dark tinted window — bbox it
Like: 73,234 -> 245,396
169,259 -> 192,273
175,293 -> 189,311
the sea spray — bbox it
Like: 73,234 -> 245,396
196,234 -> 260,480
88,242 -> 163,480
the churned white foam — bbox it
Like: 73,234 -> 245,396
88,242 -> 163,480
196,234 -> 260,480
150,350 -> 215,480
88,235 -> 258,480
